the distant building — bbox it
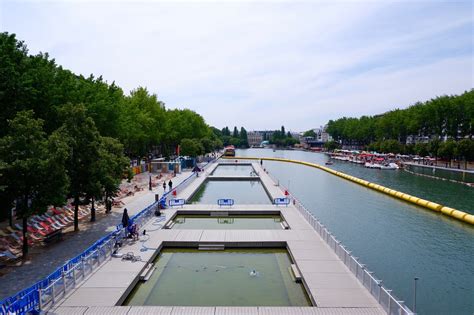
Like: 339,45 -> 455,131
247,131 -> 264,147
406,135 -> 431,145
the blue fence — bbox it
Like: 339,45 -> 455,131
0,157 -> 218,315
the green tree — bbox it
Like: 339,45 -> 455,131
303,129 -> 316,137
180,138 -> 204,157
438,139 -> 457,167
414,143 -> 429,157
232,126 -> 239,138
0,111 -> 69,256
239,127 -> 249,148
456,139 -> 474,169
98,137 -> 129,214
58,104 -> 101,231
324,141 -> 340,151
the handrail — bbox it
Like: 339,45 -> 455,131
286,189 -> 414,315
0,156 -> 216,314
0,201 -> 158,315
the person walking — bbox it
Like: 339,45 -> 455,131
163,181 -> 166,191
168,179 -> 173,191
121,208 -> 130,228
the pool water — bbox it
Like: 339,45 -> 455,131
124,248 -> 311,306
171,214 -> 283,229
212,164 -> 255,176
189,180 -> 271,204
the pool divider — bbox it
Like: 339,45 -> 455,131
225,157 -> 474,226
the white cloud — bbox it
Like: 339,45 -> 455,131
1,0 -> 472,130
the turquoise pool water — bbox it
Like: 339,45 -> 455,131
189,180 -> 271,204
124,248 -> 311,306
171,214 -> 283,229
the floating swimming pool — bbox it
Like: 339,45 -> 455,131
189,180 -> 271,204
212,164 -> 255,176
170,214 -> 284,229
124,248 -> 311,306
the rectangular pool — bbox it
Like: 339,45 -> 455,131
212,164 -> 254,176
171,214 -> 284,229
189,180 -> 271,204
123,248 -> 311,306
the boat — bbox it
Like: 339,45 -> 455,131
223,145 -> 235,157
364,162 -> 382,169
325,161 -> 333,165
380,163 -> 399,170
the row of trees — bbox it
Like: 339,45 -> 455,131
0,107 -> 129,256
0,32 -> 217,159
326,90 -> 473,146
214,126 -> 249,148
270,126 -> 299,147
0,32 -> 221,257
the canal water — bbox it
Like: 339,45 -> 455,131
124,248 -> 311,306
237,149 -> 474,315
188,179 -> 271,204
171,214 -> 283,229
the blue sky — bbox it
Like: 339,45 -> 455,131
1,0 -> 472,131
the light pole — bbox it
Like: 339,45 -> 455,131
413,277 -> 419,314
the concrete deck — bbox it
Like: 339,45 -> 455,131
49,162 -> 385,315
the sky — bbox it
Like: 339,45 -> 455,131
1,0 -> 473,131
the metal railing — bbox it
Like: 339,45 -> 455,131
0,201 -> 159,315
290,195 -> 414,315
160,157 -> 218,207
0,156 -> 218,314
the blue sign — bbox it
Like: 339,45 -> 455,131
169,199 -> 185,207
218,199 -> 234,206
274,198 -> 290,206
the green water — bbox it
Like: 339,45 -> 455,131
406,164 -> 474,183
237,149 -> 474,315
124,248 -> 311,306
212,164 -> 254,176
172,214 -> 283,229
189,180 -> 271,204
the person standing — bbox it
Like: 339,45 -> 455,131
121,208 -> 130,228
163,181 -> 166,191
168,179 -> 173,191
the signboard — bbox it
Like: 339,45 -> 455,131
168,198 -> 185,207
217,199 -> 234,206
274,198 -> 290,206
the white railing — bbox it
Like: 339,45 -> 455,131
291,196 -> 414,315
38,236 -> 116,310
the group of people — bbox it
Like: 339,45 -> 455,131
162,179 -> 173,191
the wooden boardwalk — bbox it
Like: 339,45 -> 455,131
49,162 -> 385,315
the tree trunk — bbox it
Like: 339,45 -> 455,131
105,191 -> 110,213
74,195 -> 79,231
22,216 -> 28,258
90,197 -> 96,222
9,207 -> 13,227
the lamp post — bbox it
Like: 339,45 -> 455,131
413,277 -> 419,314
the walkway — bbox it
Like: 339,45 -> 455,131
0,169 -> 195,300
49,162 -> 385,314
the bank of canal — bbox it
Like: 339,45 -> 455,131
236,149 -> 474,315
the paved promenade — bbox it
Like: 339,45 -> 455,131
48,162 -> 385,315
0,169 -> 196,300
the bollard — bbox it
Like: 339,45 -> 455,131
155,194 -> 159,202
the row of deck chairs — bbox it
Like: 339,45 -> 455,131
0,204 -> 103,262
